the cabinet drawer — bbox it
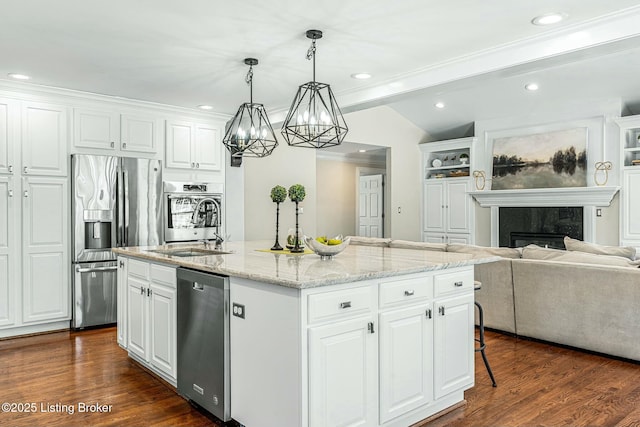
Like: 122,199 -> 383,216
307,286 -> 373,324
434,269 -> 473,297
379,276 -> 433,308
128,259 -> 149,279
150,264 -> 176,288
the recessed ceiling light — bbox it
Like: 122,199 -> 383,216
434,102 -> 445,109
358,149 -> 367,153
198,105 -> 213,110
8,73 -> 30,80
531,12 -> 567,26
351,73 -> 372,80
525,83 -> 539,91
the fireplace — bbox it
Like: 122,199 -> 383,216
499,207 -> 583,249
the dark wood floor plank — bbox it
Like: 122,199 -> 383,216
2,327 -> 640,426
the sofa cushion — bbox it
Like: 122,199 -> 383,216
346,236 -> 391,247
522,244 -> 639,268
446,243 -> 522,259
564,236 -> 637,260
388,240 -> 447,251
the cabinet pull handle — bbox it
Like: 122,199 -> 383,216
8,189 -> 13,198
454,281 -> 463,287
404,290 -> 414,296
426,309 -> 432,319
191,162 -> 195,168
119,260 -> 124,268
439,306 -> 445,316
23,190 -> 29,198
196,162 -> 200,168
23,166 -> 28,174
140,287 -> 144,295
368,322 -> 375,334
147,288 -> 152,297
8,165 -> 13,173
122,142 -> 127,149
110,141 -> 115,148
339,301 -> 351,309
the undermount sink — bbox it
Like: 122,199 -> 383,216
149,247 -> 232,257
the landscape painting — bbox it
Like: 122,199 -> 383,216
491,127 -> 587,190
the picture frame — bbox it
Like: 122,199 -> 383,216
486,122 -> 590,190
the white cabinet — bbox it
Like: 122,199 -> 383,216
126,258 -> 177,383
615,117 -> 640,249
0,175 -> 17,327
73,107 -> 162,156
21,176 -> 69,323
117,256 -> 128,348
165,119 -> 222,171
420,138 -> 475,245
0,98 -> 17,175
308,316 -> 378,427
423,179 -> 471,243
22,101 -> 68,177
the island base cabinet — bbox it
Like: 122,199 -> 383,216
434,293 -> 475,399
308,317 -> 378,427
379,305 -> 433,424
116,257 -> 128,348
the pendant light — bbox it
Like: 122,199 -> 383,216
281,30 -> 348,148
222,58 -> 278,159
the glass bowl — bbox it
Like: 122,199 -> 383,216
304,236 -> 351,259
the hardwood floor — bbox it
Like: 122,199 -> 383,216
1,327 -> 640,426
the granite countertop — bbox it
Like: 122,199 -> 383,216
113,240 -> 498,289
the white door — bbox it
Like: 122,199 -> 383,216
194,123 -> 222,171
446,180 -> 470,234
0,176 -> 16,327
117,257 -> 129,348
358,174 -> 383,237
22,102 -> 68,177
623,170 -> 640,240
127,275 -> 148,360
121,113 -> 159,154
149,282 -> 177,379
434,294 -> 475,399
308,317 -> 377,427
424,181 -> 445,232
73,108 -> 119,151
379,304 -> 433,423
22,177 -> 69,323
0,98 -> 17,175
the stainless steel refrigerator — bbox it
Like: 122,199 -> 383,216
71,154 -> 162,329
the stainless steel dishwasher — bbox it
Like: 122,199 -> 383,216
177,267 -> 230,422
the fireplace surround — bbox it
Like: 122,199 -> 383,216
499,206 -> 583,248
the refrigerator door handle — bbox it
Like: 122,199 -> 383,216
117,169 -> 124,247
124,169 -> 129,247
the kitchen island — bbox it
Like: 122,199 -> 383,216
114,240 -> 497,427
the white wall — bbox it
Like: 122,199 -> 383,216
242,106 -> 426,241
316,159 -> 357,238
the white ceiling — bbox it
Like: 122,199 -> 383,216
2,0 -> 640,139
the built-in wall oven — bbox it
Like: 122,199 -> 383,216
164,182 -> 223,243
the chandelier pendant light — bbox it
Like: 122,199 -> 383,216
281,29 -> 348,148
222,58 -> 278,158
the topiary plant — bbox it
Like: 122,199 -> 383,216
270,185 -> 287,203
288,184 -> 306,203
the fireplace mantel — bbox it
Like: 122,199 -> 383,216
469,186 -> 620,208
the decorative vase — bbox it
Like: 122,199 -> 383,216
290,201 -> 304,253
271,202 -> 283,250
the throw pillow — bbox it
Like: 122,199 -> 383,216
564,236 -> 636,260
522,244 -> 638,268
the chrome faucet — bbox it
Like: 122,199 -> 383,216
191,197 -> 219,226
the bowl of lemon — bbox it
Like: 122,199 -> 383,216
305,235 -> 351,260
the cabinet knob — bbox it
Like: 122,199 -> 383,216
8,165 -> 13,173
191,162 -> 195,168
23,166 -> 28,174
196,163 -> 200,168
8,189 -> 13,198
122,142 -> 127,149
23,190 -> 29,198
110,141 -> 115,148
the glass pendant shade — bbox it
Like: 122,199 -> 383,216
222,58 -> 278,158
281,30 -> 348,148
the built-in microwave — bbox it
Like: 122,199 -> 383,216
163,181 -> 223,243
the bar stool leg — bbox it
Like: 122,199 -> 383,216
475,301 -> 497,387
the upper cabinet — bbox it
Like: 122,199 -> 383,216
73,107 -> 162,156
0,98 -> 17,175
615,116 -> 640,249
165,119 -> 222,171
22,102 -> 68,177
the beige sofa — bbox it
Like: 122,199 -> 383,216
350,236 -> 640,361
